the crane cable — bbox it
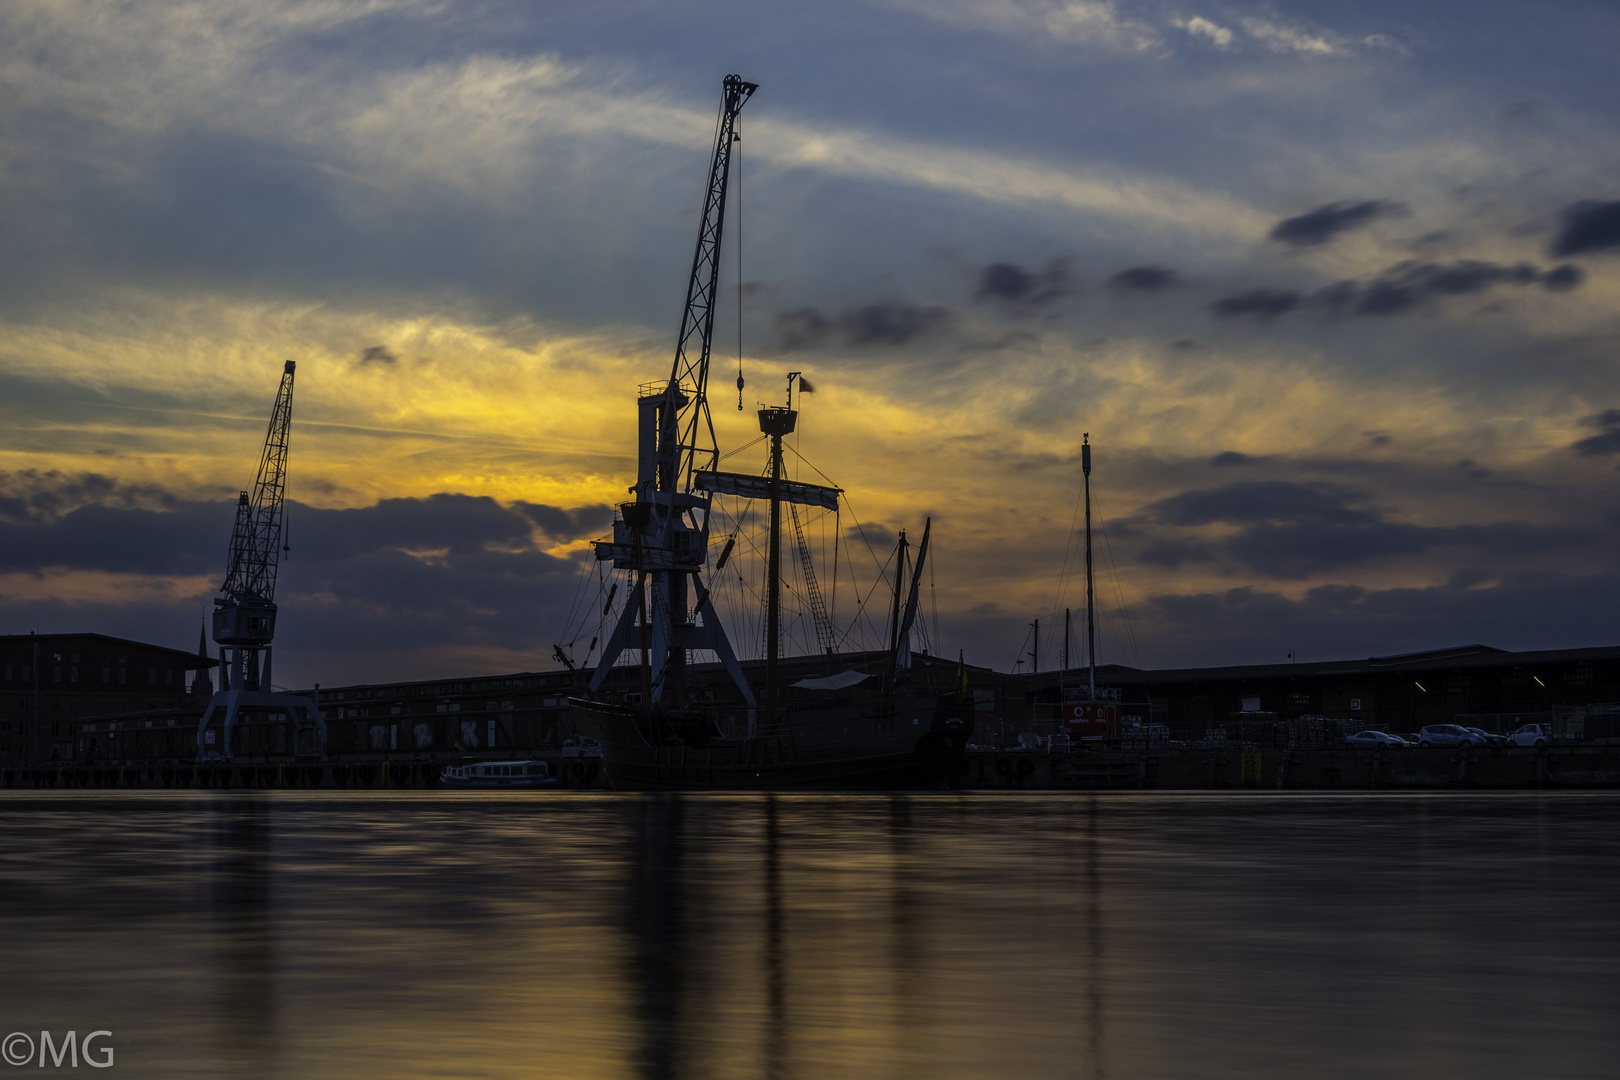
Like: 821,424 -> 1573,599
736,116 -> 745,411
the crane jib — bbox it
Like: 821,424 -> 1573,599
658,74 -> 757,496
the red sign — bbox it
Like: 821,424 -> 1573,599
1064,702 -> 1119,739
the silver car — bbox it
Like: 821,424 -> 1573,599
1346,730 -> 1408,748
1418,724 -> 1480,748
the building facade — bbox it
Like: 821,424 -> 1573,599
0,633 -> 215,765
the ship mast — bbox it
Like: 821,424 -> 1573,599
1084,433 -> 1095,700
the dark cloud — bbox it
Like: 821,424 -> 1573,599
836,304 -> 952,345
1572,409 -> 1620,457
1209,451 -> 1255,467
1210,289 -> 1302,319
512,501 -> 613,541
359,345 -> 396,365
1269,200 -> 1403,247
774,308 -> 830,351
1135,481 -> 1598,579
1216,259 -> 1580,322
974,258 -> 1073,306
1542,263 -> 1586,291
775,304 -> 952,350
0,479 -> 610,683
1108,266 -> 1177,293
1349,260 -> 1541,316
1135,571 -> 1620,667
1549,199 -> 1620,257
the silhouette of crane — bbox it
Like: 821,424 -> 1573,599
196,361 -> 324,760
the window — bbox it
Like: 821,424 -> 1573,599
18,667 -> 26,682
2,665 -> 9,681
148,668 -> 157,685
117,668 -> 126,684
164,669 -> 173,686
50,722 -> 59,735
71,666 -> 79,683
71,653 -> 79,663
53,666 -> 61,682
102,668 -> 110,684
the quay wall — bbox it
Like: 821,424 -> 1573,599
0,756 -> 607,791
9,747 -> 1620,792
958,746 -> 1620,790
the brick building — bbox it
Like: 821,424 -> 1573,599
0,633 -> 216,765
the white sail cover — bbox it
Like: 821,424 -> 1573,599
695,470 -> 841,510
790,669 -> 873,691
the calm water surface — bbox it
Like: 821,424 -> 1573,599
0,791 -> 1614,1079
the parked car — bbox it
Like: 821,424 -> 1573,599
1464,726 -> 1507,748
1506,723 -> 1565,748
1418,724 -> 1484,748
1396,733 -> 1422,745
1346,730 -> 1408,748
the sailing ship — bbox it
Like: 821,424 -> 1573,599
562,75 -> 971,789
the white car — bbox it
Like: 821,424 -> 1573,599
1346,730 -> 1409,748
1506,723 -> 1556,748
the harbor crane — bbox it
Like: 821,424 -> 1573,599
587,75 -> 760,709
196,361 -> 325,760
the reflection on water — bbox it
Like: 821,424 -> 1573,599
0,792 -> 1616,1078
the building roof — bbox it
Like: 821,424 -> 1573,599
1016,643 -> 1620,689
0,632 -> 217,668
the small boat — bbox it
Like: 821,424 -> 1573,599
439,760 -> 559,789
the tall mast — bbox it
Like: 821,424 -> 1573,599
1084,433 -> 1095,700
885,531 -> 908,691
759,403 -> 797,728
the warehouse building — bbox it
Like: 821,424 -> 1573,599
1015,643 -> 1620,743
0,632 -> 217,765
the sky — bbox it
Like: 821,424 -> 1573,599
2,0 -> 1620,687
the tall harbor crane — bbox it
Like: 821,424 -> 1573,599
587,75 -> 759,708
196,361 -> 324,760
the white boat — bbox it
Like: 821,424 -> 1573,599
439,760 -> 559,789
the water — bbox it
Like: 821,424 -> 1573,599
0,791 -> 1615,1079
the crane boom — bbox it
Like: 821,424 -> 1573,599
657,73 -> 756,495
222,360 -> 295,604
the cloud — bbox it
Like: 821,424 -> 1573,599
1542,264 -> 1585,291
836,304 -> 953,346
1136,571 -> 1620,667
0,476 -> 610,683
1549,200 -> 1620,257
1215,260 -> 1583,321
1269,200 -> 1403,247
1572,410 -> 1620,457
774,308 -> 831,351
1107,266 -> 1177,293
1173,17 -> 1233,49
1209,451 -> 1255,467
360,345 -> 397,365
975,258 -> 1073,306
1210,288 -> 1302,319
1133,480 -> 1600,579
776,304 -> 953,349
1345,259 -> 1541,316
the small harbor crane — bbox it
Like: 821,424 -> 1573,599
196,361 -> 325,760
